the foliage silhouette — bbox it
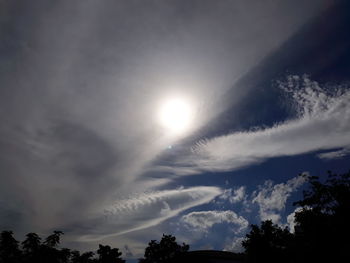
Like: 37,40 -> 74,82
97,244 -> 125,263
243,170 -> 350,263
0,230 -> 125,263
139,234 -> 189,263
21,233 -> 42,263
292,170 -> 350,262
242,220 -> 294,263
71,250 -> 96,263
0,231 -> 21,263
44,231 -> 63,248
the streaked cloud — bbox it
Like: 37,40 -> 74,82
182,76 -> 350,173
318,148 -> 350,160
79,186 -> 222,241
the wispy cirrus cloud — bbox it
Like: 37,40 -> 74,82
182,76 -> 350,174
317,148 -> 350,160
78,186 -> 222,241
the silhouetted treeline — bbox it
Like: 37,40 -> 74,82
0,230 -> 125,263
0,230 -> 188,263
242,170 -> 350,263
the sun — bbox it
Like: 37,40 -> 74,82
158,97 -> 194,135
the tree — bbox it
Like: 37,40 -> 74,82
44,230 -> 64,248
22,233 -> 41,253
40,231 -> 66,263
292,171 -> 350,262
0,229 -> 128,263
242,170 -> 350,263
21,233 -> 42,263
71,250 -> 97,263
96,244 -> 124,263
0,231 -> 21,263
59,248 -> 71,263
242,220 -> 294,263
139,234 -> 189,263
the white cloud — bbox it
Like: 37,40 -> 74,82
224,237 -> 245,253
181,210 -> 248,233
317,148 -> 350,160
79,186 -> 222,241
252,175 -> 306,223
160,201 -> 171,216
219,186 -> 247,204
286,207 -> 303,233
186,76 -> 350,173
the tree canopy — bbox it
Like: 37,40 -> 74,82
0,231 -> 125,263
139,234 -> 189,263
243,170 -> 350,263
242,220 -> 294,263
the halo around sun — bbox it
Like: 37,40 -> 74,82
158,97 -> 194,135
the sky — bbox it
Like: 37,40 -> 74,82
1,0 -> 350,261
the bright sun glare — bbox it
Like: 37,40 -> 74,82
158,97 -> 193,135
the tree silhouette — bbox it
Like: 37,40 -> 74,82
242,220 -> 294,263
243,170 -> 350,263
292,171 -> 350,262
0,230 -> 126,263
22,233 -> 41,253
139,234 -> 189,263
0,231 -> 21,263
21,233 -> 42,263
71,250 -> 96,263
39,230 -> 66,263
97,244 -> 125,263
44,230 -> 64,248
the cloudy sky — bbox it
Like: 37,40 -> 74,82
1,0 -> 350,260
